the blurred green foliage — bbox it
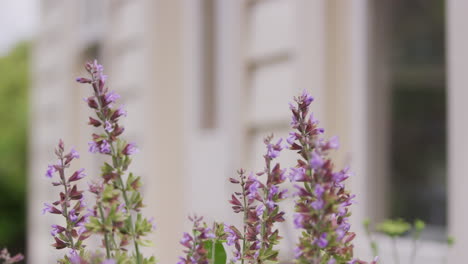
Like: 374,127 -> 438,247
376,219 -> 412,238
0,42 -> 29,253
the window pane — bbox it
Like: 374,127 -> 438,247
389,0 -> 446,231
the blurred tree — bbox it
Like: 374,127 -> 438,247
0,42 -> 29,253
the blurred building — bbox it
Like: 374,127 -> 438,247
28,0 -> 468,263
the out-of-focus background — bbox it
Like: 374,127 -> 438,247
1,0 -> 468,263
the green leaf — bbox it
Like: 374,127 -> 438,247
205,240 -> 227,264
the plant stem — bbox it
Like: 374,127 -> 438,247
117,174 -> 142,264
98,202 -> 111,259
59,157 -> 75,250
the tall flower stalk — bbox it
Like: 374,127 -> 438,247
76,60 -> 154,264
225,136 -> 287,264
178,215 -> 216,264
287,91 -> 376,264
43,140 -> 89,261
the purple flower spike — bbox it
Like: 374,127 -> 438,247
45,164 -> 56,178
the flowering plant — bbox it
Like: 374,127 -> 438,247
43,60 -> 154,264
41,60 -> 376,264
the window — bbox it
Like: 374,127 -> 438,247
388,0 -> 446,237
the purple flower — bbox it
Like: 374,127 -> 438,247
301,90 -> 314,106
314,184 -> 325,198
328,136 -> 340,149
294,247 -> 303,258
293,213 -> 304,228
180,232 -> 192,246
112,105 -> 127,120
69,209 -> 78,222
42,203 -> 61,215
291,115 -> 299,127
70,148 -> 80,159
332,169 -> 350,188
289,167 -> 306,182
50,224 -> 65,236
99,140 -> 111,154
122,142 -> 138,155
336,221 -> 350,239
269,185 -> 279,196
316,233 -> 328,248
310,151 -> 324,170
104,91 -> 120,104
117,203 -> 127,214
104,121 -> 113,133
224,226 -> 238,246
69,168 -> 86,182
68,254 -> 82,264
248,180 -> 260,200
202,228 -> 216,239
256,204 -> 265,218
88,141 -> 98,153
286,132 -> 297,145
266,138 -> 283,159
311,199 -> 324,210
45,164 -> 56,178
77,225 -> 87,236
93,60 -> 104,73
149,217 -> 157,230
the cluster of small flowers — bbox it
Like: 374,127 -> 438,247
224,136 -> 288,264
178,215 -> 216,264
43,140 -> 89,256
0,248 -> 23,264
76,60 -> 135,156
77,60 -> 152,264
226,169 -> 257,262
43,60 -> 154,264
40,59 -> 376,264
287,91 -> 375,264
